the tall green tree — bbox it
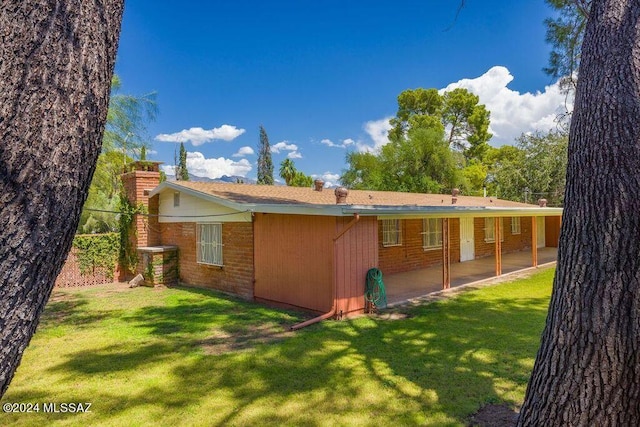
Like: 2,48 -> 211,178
486,131 -> 568,206
257,125 -> 274,185
388,87 -> 491,161
544,0 -> 590,93
103,74 -> 157,154
0,0 -> 124,397
441,88 -> 491,159
78,75 -> 158,233
340,152 -> 385,190
290,171 -> 313,187
176,142 -> 189,181
341,127 -> 459,194
279,158 -> 297,185
518,1 -> 640,423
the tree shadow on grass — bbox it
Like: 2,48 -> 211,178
40,292 -> 116,329
13,283 -> 549,425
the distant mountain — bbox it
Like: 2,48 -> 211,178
187,174 -> 256,184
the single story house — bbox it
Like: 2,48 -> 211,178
123,162 -> 563,320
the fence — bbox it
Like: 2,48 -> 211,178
55,233 -> 121,288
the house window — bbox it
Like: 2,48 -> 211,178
511,217 -> 521,235
422,218 -> 443,249
382,219 -> 402,246
484,217 -> 504,243
173,192 -> 180,207
197,223 -> 223,266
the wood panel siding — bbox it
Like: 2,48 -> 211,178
545,216 -> 562,248
334,216 -> 378,316
253,213 -> 334,313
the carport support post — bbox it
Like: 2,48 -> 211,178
494,217 -> 502,276
531,217 -> 538,267
442,218 -> 451,289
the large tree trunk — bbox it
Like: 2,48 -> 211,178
518,1 -> 640,424
0,1 -> 123,397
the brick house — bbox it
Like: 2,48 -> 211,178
123,162 -> 563,320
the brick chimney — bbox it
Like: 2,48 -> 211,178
452,188 -> 460,205
121,161 -> 163,250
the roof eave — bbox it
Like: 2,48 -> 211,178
341,205 -> 563,218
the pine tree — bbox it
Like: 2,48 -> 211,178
0,0 -> 124,397
518,1 -> 640,423
176,142 -> 189,181
257,125 -> 274,185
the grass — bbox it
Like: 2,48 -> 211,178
1,268 -> 555,426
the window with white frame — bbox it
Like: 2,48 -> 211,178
484,217 -> 504,243
511,217 -> 521,235
422,218 -> 443,249
382,219 -> 402,246
197,223 -> 223,266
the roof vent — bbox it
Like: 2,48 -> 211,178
314,179 -> 325,191
538,198 -> 548,207
452,188 -> 460,205
335,187 -> 348,204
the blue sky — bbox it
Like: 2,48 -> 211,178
115,1 -> 567,185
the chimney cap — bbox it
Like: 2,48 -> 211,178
313,179 -> 325,191
538,198 -> 548,207
334,187 -> 349,204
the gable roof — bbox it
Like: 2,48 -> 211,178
151,181 -> 563,218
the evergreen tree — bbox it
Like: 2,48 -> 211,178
519,1 -> 640,423
176,142 -> 189,181
257,125 -> 274,185
0,0 -> 124,397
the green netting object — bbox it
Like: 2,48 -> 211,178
365,268 -> 387,309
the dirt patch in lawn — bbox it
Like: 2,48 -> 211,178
200,322 -> 295,355
468,403 -> 519,427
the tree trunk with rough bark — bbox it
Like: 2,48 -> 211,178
0,1 -> 123,397
518,1 -> 640,424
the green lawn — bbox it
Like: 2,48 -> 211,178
1,268 -> 555,426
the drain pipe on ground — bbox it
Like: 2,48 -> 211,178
290,213 -> 360,331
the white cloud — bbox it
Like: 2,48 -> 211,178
155,125 -> 246,146
232,146 -> 255,157
357,117 -> 393,152
270,140 -> 302,158
311,171 -> 341,188
161,151 -> 252,179
271,141 -> 299,153
321,138 -> 338,147
440,66 -> 571,145
322,172 -> 340,182
321,138 -> 356,149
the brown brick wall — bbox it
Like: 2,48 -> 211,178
121,170 -> 161,249
136,248 -> 179,286
378,218 -> 461,275
474,217 -> 533,259
159,221 -> 254,299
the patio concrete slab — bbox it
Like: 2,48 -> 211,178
383,247 -> 557,305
